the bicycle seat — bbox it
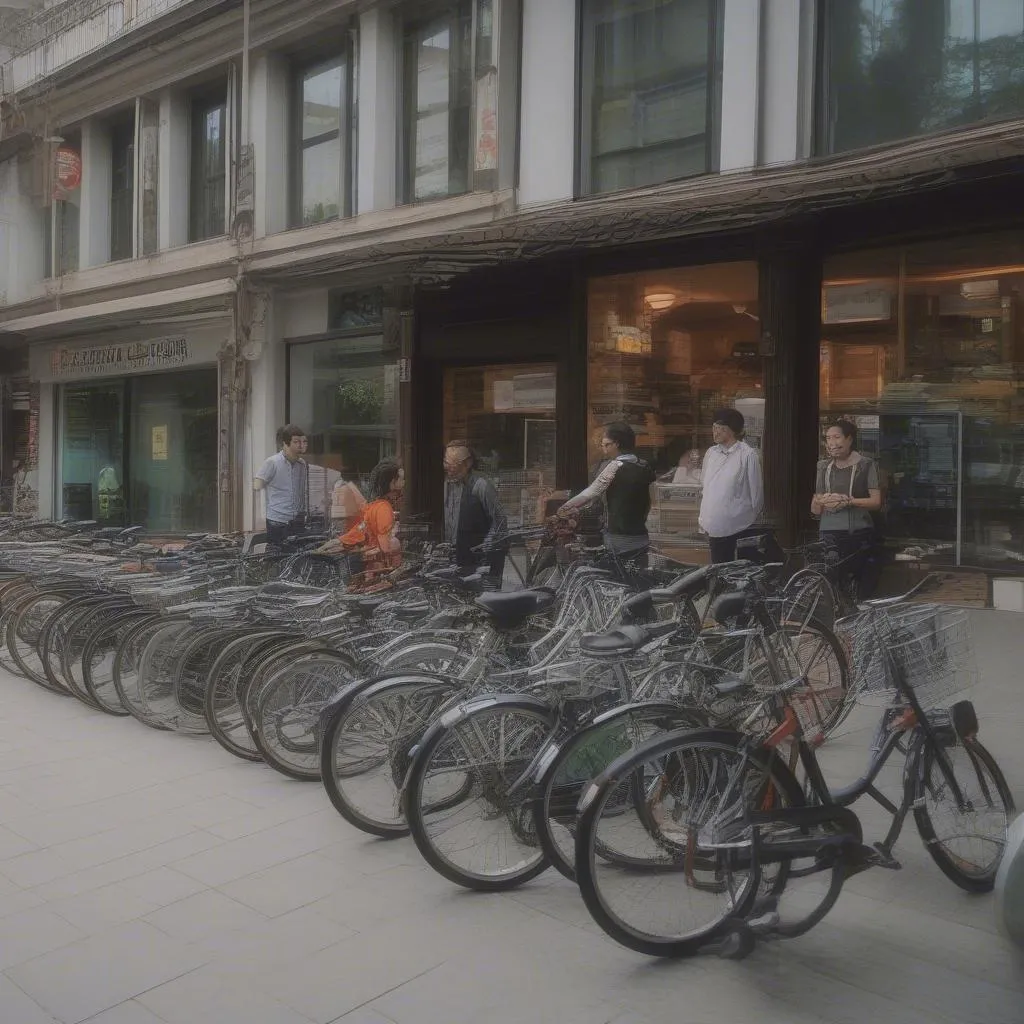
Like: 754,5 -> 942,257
710,591 -> 749,624
580,621 -> 679,657
475,589 -> 555,624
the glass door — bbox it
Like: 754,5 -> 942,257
60,381 -> 127,524
443,362 -> 557,529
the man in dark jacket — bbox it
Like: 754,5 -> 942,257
443,441 -> 508,585
557,421 -> 656,565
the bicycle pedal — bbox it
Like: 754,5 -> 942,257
746,911 -> 781,935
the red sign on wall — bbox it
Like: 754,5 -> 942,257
52,147 -> 82,199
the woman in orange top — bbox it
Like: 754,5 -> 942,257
320,458 -> 404,572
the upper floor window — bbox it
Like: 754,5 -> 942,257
189,89 -> 227,242
579,0 -> 722,197
819,1 -> 1024,155
293,47 -> 355,226
110,114 -> 135,262
402,1 -> 474,202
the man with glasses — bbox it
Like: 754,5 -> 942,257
443,441 -> 508,586
557,421 -> 656,566
254,424 -> 309,550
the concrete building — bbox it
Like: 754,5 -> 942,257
1,0 -> 1024,597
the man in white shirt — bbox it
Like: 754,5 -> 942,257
698,408 -> 768,563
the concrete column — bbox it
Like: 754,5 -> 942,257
158,88 -> 189,249
251,51 -> 290,238
37,383 -> 55,519
518,0 -> 576,206
719,0 -> 761,172
357,6 -> 397,214
760,0 -> 817,166
79,118 -> 112,268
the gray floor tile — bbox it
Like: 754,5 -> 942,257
80,1001 -> 168,1024
0,906 -> 85,970
143,890 -> 267,944
0,973 -> 60,1024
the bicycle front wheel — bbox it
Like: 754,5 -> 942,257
575,729 -> 801,957
405,698 -> 555,891
914,736 -> 1015,893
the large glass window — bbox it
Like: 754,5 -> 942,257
819,1 -> 1024,155
288,335 -> 398,523
821,233 -> 1024,569
189,90 -> 227,242
579,0 -> 721,196
110,114 -> 135,262
293,51 -> 354,226
403,1 -> 473,202
59,370 -> 219,532
588,262 -> 761,557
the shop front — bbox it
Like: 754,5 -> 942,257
820,230 -> 1024,574
30,331 -> 223,533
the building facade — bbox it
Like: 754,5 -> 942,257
2,0 -> 1024,595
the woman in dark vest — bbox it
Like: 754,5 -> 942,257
558,421 -> 656,565
811,419 -> 883,599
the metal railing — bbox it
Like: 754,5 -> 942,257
1,0 -> 196,95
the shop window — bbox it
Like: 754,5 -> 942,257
293,44 -> 356,227
189,89 -> 227,242
288,335 -> 398,524
59,370 -> 219,532
579,0 -> 722,197
587,262 -> 761,556
821,232 -> 1024,569
110,114 -> 136,262
402,1 -> 474,203
819,1 -> 1024,156
42,200 -> 80,279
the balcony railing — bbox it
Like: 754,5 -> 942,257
1,0 -> 196,95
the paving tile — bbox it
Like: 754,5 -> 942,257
0,973 -> 59,1024
81,1001 -> 168,1024
109,867 -> 208,909
0,906 -> 85,970
5,920 -> 208,1024
49,885 -> 163,935
143,890 -> 267,944
329,1011 -> 397,1024
0,885 -> 46,918
219,851 -> 347,917
0,823 -> 38,861
136,964 -> 315,1024
0,847 -> 75,888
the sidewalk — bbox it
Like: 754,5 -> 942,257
0,611 -> 1021,1024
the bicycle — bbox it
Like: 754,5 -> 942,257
573,578 -> 1014,957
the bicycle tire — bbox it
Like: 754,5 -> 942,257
82,609 -> 152,715
574,728 -> 806,957
405,696 -> 556,891
252,648 -> 360,781
914,735 -> 1015,893
7,589 -> 78,690
205,631 -> 293,761
62,598 -> 134,709
112,614 -> 177,730
173,626 -> 249,732
38,594 -> 96,696
320,673 -> 465,837
535,702 -> 708,881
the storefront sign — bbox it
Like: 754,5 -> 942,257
151,426 -> 168,461
823,285 -> 892,324
42,338 -> 192,381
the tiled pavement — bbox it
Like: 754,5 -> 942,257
1,612 -> 1022,1024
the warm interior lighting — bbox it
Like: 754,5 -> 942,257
644,291 -> 678,311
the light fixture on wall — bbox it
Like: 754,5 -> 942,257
644,291 -> 677,311
733,304 -> 760,321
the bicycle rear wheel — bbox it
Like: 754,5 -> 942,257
82,609 -> 151,715
914,736 -> 1014,893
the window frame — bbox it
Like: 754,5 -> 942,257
576,0 -> 724,198
290,37 -> 356,228
188,86 -> 228,244
109,112 -> 136,263
399,0 -> 477,205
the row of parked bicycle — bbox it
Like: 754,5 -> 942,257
0,515 -> 1015,958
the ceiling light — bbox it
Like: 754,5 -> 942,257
644,291 -> 677,311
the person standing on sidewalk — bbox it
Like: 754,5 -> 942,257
254,424 -> 309,549
444,441 -> 508,585
699,409 -> 769,564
